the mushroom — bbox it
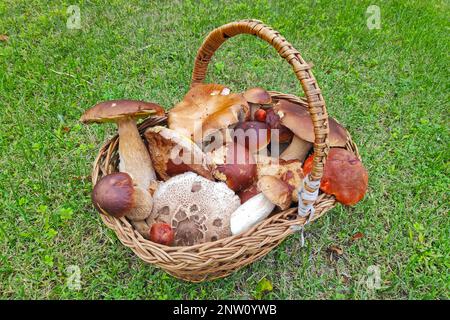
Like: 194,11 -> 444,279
303,148 -> 368,205
144,126 -> 213,181
149,223 -> 175,246
147,172 -> 240,246
230,176 -> 291,235
80,100 -> 165,190
92,172 -> 153,238
256,155 -> 304,202
243,87 -> 272,120
209,142 -> 257,192
237,184 -> 259,204
272,100 -> 348,162
233,121 -> 271,154
168,84 -> 249,144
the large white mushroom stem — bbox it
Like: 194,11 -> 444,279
117,118 -> 156,190
280,136 -> 312,162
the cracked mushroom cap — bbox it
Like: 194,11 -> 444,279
147,172 -> 241,246
303,148 -> 368,205
144,126 -> 213,181
243,87 -> 272,105
80,100 -> 165,124
273,100 -> 348,147
168,84 -> 249,143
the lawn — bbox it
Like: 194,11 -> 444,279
0,0 -> 448,299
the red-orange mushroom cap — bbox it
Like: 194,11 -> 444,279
303,148 -> 368,206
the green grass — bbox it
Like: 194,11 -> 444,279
0,0 -> 449,299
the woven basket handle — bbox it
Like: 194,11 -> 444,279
191,19 -> 330,215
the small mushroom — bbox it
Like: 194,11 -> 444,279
256,155 -> 304,202
147,172 -> 241,245
230,176 -> 291,235
233,121 -> 271,154
80,100 -> 165,190
272,100 -> 348,162
265,107 -> 294,144
144,126 -> 213,181
91,172 -> 153,221
168,84 -> 249,144
149,223 -> 175,246
303,148 -> 368,205
209,142 -> 257,192
243,87 -> 272,120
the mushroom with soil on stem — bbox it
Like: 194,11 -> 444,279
168,84 -> 249,145
91,172 -> 153,238
243,87 -> 273,120
147,172 -> 241,246
144,126 -> 213,181
80,99 -> 165,190
270,100 -> 348,162
303,148 -> 368,206
230,176 -> 292,235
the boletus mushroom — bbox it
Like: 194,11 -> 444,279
208,142 -> 257,192
242,87 -> 272,120
233,121 -> 271,154
144,126 -> 213,181
80,100 -> 165,190
149,223 -> 175,246
256,155 -> 304,202
303,148 -> 368,205
230,176 -> 291,235
168,84 -> 249,144
147,172 -> 241,246
92,172 -> 153,238
271,100 -> 348,162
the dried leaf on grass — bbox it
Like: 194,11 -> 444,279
0,34 -> 9,42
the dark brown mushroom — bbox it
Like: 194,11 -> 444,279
233,121 -> 271,154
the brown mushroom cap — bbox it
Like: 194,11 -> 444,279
257,176 -> 292,210
273,100 -> 348,147
210,142 -> 257,192
92,172 -> 134,218
256,155 -> 304,202
265,108 -> 294,144
148,172 -> 241,246
304,149 -> 368,206
233,121 -> 271,153
237,184 -> 260,204
144,126 -> 213,181
243,87 -> 272,105
80,100 -> 165,124
168,84 -> 249,143
91,172 -> 153,221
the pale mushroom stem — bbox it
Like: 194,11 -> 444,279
280,136 -> 312,162
117,118 -> 156,189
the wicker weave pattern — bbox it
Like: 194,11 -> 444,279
91,21 -> 361,282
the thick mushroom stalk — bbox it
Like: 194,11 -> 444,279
230,176 -> 291,235
80,99 -> 165,190
280,136 -> 312,162
118,118 -> 156,189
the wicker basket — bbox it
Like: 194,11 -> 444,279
91,20 -> 361,282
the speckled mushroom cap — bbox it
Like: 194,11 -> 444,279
80,100 -> 165,124
147,172 -> 241,246
273,100 -> 348,147
144,126 -> 213,181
